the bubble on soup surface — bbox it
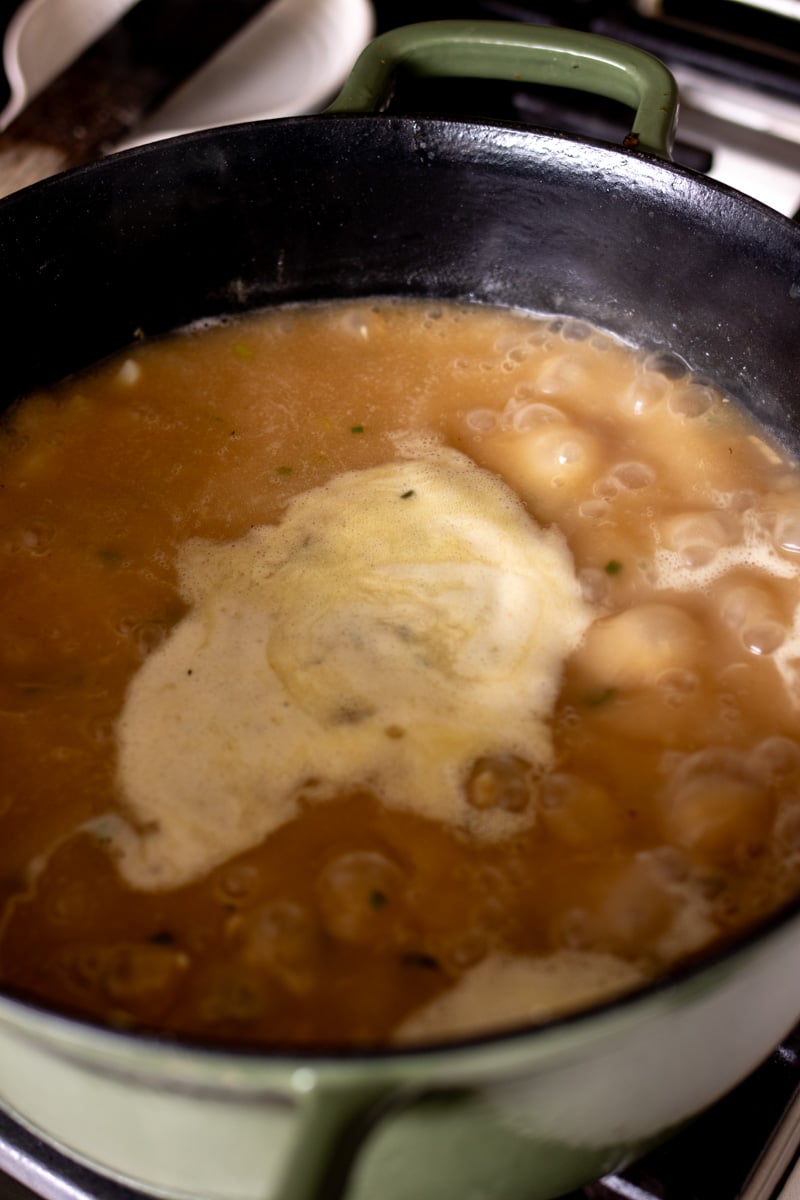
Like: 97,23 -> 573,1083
633,852 -> 719,961
494,334 -> 526,355
659,758 -> 773,863
668,384 -> 714,419
725,490 -> 758,514
578,499 -> 610,520
609,461 -> 655,491
198,965 -> 271,1025
465,408 -> 498,433
539,774 -> 625,850
510,403 -> 565,432
661,511 -> 741,568
590,857 -> 678,955
7,521 -> 55,556
574,604 -> 705,690
656,667 -> 700,708
317,851 -> 408,945
339,309 -> 371,340
578,567 -> 610,606
720,582 -> 786,655
62,943 -> 189,1019
752,736 -> 800,781
561,320 -> 592,342
643,350 -> 689,380
773,803 -> 800,858
618,371 -> 670,417
742,621 -> 787,656
466,754 -> 535,813
232,900 -> 318,995
506,424 -> 600,492
771,507 -> 800,555
449,887 -> 511,968
536,354 -> 591,396
124,619 -> 171,660
641,845 -> 692,885
440,925 -> 491,970
215,862 -> 262,906
527,329 -> 551,347
102,943 -> 189,1007
494,334 -> 531,367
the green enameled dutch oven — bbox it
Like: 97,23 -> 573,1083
1,20 -> 800,1200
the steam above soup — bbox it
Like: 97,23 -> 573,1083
2,298 -> 800,1046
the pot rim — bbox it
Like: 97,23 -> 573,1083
4,107 -> 800,232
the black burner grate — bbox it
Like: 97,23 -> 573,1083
579,1026 -> 800,1200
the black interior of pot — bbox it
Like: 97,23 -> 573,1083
2,114 -> 799,449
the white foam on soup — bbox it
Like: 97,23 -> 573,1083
652,509 -> 800,696
392,950 -> 647,1043
112,445 -> 594,890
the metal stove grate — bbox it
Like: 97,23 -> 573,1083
580,1026 -> 800,1200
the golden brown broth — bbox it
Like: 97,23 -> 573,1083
2,298 -> 800,1045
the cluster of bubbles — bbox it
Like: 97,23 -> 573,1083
461,328 -> 800,678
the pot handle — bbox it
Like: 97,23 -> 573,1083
270,1075 -> 401,1200
326,20 -> 678,160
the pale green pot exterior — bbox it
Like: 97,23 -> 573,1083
2,910 -> 800,1200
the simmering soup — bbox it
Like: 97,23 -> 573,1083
2,298 -> 800,1046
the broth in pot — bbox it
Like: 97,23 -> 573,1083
2,297 -> 800,1046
